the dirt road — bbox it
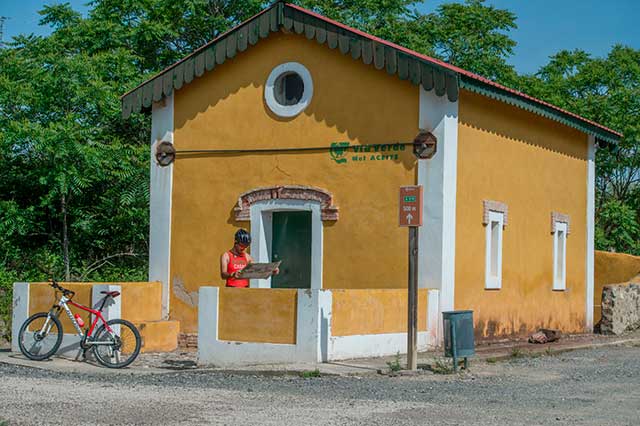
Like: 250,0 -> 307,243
1,345 -> 638,425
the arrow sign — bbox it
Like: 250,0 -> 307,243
399,186 -> 423,227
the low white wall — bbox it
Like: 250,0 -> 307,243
197,287 -> 440,366
11,282 -> 29,354
11,282 -> 121,360
328,331 -> 433,361
198,287 -> 329,366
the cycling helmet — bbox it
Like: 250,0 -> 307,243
234,229 -> 252,246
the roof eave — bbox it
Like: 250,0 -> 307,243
120,1 -> 622,144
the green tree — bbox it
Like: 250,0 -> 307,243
294,0 -> 518,83
48,0 -> 264,72
410,0 -> 518,83
595,200 -> 640,254
0,28 -> 149,281
295,0 -> 423,49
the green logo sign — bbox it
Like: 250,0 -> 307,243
330,142 -> 350,164
329,142 -> 406,164
404,196 -> 417,202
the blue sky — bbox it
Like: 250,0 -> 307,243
1,0 -> 638,75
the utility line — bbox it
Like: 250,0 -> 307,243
175,142 -> 414,155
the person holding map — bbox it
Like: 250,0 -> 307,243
220,229 -> 279,287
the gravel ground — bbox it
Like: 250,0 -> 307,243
0,344 -> 639,426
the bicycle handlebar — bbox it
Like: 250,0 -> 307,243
49,280 -> 75,298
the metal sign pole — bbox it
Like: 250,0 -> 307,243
407,226 -> 419,370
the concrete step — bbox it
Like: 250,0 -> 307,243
134,320 -> 180,353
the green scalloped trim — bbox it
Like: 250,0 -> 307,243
460,77 -> 619,144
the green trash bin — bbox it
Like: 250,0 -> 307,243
443,310 -> 475,371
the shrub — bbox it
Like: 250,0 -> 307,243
0,267 -> 19,341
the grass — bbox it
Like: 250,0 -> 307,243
300,368 -> 321,378
511,346 -> 558,360
430,357 -> 455,375
510,347 -> 524,358
485,345 -> 559,364
386,352 -> 402,373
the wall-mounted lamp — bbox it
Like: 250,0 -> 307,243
155,141 -> 176,166
413,131 -> 437,159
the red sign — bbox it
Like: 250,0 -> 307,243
399,186 -> 423,227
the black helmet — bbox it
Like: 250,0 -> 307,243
234,229 -> 251,245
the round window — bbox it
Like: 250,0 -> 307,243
274,72 -> 304,106
265,62 -> 313,118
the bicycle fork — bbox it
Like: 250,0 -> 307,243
36,307 -> 61,341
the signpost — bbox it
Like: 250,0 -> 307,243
399,186 -> 423,370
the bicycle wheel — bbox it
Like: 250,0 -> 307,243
18,312 -> 63,361
92,319 -> 141,369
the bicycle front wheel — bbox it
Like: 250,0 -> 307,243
92,319 -> 141,369
18,312 -> 63,361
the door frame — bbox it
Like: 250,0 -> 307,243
249,199 -> 323,289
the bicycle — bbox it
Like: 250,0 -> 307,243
18,280 -> 141,368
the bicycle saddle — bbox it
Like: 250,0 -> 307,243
100,290 -> 121,298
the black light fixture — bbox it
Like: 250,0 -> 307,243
413,131 -> 437,159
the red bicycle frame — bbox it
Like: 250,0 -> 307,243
66,299 -> 114,337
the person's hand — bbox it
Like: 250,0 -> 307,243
272,267 -> 280,276
231,271 -> 240,279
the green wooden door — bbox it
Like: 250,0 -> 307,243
271,211 -> 312,289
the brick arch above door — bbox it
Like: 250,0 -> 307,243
233,185 -> 339,222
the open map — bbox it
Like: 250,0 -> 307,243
236,261 -> 282,279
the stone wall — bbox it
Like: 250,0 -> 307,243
599,284 -> 640,335
178,333 -> 198,349
594,251 -> 640,323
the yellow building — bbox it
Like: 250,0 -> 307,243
121,3 -> 621,365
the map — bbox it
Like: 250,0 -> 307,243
236,261 -> 282,279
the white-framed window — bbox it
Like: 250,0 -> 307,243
553,221 -> 568,290
264,62 -> 313,118
485,210 -> 504,289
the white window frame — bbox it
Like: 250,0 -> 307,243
485,211 -> 504,290
553,221 -> 568,291
264,62 -> 314,118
